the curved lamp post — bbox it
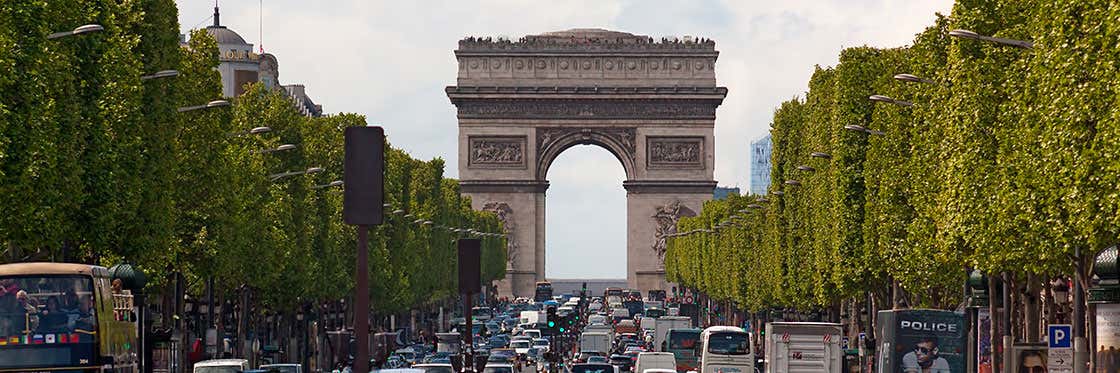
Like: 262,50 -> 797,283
311,180 -> 343,190
269,166 -> 324,182
141,70 -> 180,81
869,95 -> 913,107
178,100 -> 230,113
48,24 -> 104,40
949,29 -> 1033,49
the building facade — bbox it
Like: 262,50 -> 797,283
190,6 -> 323,117
749,134 -> 772,196
713,186 -> 740,200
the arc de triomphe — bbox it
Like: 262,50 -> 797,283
447,29 -> 727,297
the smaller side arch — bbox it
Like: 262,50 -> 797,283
536,128 -> 637,180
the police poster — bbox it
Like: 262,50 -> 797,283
878,309 -> 967,373
1096,304 -> 1120,373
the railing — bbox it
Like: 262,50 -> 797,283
112,291 -> 134,322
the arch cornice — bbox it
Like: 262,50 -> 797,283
535,127 -> 637,180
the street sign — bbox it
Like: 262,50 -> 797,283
841,336 -> 850,349
1047,324 -> 1073,373
1048,324 -> 1072,349
684,296 -> 694,304
1048,348 -> 1072,373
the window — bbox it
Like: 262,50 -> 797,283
706,332 -> 749,355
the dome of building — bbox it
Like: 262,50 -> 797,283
206,25 -> 247,45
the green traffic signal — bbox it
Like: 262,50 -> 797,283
548,321 -> 556,327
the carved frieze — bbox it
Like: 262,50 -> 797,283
647,137 -> 704,168
469,136 -> 526,169
651,200 -> 696,268
455,99 -> 719,120
481,202 -> 517,269
537,127 -> 636,162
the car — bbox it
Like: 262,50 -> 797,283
532,338 -> 550,352
634,352 -> 676,373
524,329 -> 542,339
259,364 -> 301,373
587,356 -> 610,364
570,363 -> 620,373
482,363 -> 516,373
412,363 -> 454,373
609,354 -> 635,372
510,339 -> 532,355
577,351 -> 606,364
194,359 -> 250,373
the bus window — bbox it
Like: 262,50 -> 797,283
706,332 -> 749,355
0,275 -> 98,370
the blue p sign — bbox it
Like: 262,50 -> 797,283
1049,324 -> 1072,349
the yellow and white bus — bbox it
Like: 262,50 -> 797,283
0,262 -> 139,373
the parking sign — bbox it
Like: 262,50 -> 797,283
1048,324 -> 1072,349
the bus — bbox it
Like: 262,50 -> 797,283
699,326 -> 754,373
0,262 -> 138,373
534,281 -> 553,303
665,328 -> 701,372
604,288 -> 623,298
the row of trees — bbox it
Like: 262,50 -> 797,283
0,0 -> 505,315
666,0 -> 1115,318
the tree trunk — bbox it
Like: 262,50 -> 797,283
1025,272 -> 1040,342
989,275 -> 1000,372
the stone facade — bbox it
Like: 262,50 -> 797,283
448,29 -> 726,297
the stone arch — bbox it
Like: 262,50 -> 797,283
449,28 -> 726,297
535,128 -> 637,180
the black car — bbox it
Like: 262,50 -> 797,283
609,354 -> 634,372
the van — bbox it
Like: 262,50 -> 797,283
634,352 -> 677,373
193,359 -> 249,373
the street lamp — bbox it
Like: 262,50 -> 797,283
796,165 -> 815,172
258,144 -> 297,154
843,124 -> 868,133
784,180 -> 802,186
869,95 -> 913,107
47,24 -> 104,39
311,180 -> 343,190
746,204 -> 763,209
269,166 -> 324,181
810,152 -> 832,159
178,99 -> 230,113
773,191 -> 785,196
948,29 -> 1034,49
140,70 -> 180,81
893,73 -> 934,84
756,197 -> 769,203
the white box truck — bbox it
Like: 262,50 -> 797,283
764,322 -> 842,373
654,316 -> 692,352
580,331 -> 612,354
520,310 -> 545,326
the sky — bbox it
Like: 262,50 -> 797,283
175,0 -> 954,278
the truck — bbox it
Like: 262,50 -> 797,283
654,316 -> 693,352
580,331 -> 612,355
585,324 -> 614,340
520,310 -> 545,326
763,322 -> 842,373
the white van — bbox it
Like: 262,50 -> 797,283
634,352 -> 677,373
193,359 -> 249,373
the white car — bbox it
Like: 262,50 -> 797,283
483,363 -> 516,373
193,359 -> 249,373
510,339 -> 532,355
532,338 -> 550,352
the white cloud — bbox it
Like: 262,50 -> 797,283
176,0 -> 952,277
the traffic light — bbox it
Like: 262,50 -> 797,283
546,307 -> 559,335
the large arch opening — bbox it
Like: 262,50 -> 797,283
545,145 -> 627,280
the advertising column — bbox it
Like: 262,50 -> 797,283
1095,304 -> 1120,373
877,309 -> 967,373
